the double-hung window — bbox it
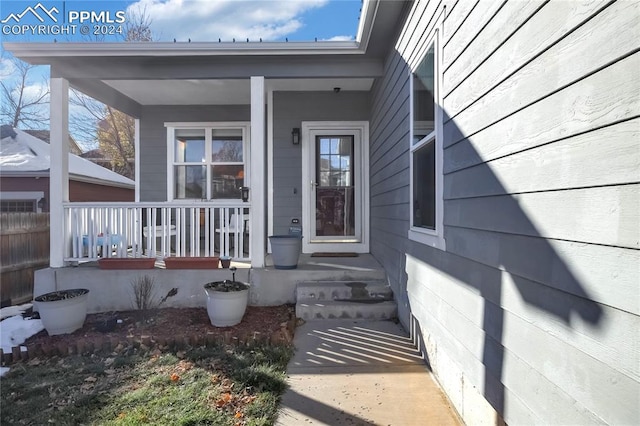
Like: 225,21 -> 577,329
409,30 -> 445,249
167,123 -> 250,201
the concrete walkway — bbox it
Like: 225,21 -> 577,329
277,320 -> 462,426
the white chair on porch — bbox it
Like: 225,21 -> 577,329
143,224 -> 177,255
215,214 -> 249,256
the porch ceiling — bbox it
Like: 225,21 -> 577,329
103,78 -> 374,105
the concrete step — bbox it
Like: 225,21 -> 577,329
250,254 -> 387,306
296,299 -> 397,321
296,280 -> 392,301
296,280 -> 396,321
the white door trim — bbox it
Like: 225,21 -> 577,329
301,121 -> 369,253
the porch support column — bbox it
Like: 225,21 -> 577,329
250,76 -> 266,268
134,118 -> 140,202
49,77 -> 70,268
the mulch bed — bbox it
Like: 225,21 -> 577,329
2,305 -> 296,365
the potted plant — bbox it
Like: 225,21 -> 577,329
203,267 -> 249,327
220,256 -> 232,268
33,289 -> 90,335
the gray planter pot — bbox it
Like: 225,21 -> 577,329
34,289 -> 89,336
269,235 -> 302,269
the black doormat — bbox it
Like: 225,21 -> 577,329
310,252 -> 359,257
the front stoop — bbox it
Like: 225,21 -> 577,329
296,281 -> 397,320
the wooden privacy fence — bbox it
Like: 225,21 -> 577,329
0,213 -> 50,307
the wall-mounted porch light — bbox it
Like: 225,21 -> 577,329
240,186 -> 250,202
292,127 -> 300,145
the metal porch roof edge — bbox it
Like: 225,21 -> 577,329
2,40 -> 365,59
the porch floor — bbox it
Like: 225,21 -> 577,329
75,253 -> 382,272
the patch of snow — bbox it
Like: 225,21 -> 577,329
0,310 -> 45,378
0,303 -> 33,320
0,315 -> 44,353
1,128 -> 134,187
0,134 -> 49,170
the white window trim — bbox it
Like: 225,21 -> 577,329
165,122 -> 250,202
408,25 -> 445,250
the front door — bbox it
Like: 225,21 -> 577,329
301,122 -> 369,253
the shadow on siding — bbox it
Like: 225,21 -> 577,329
370,52 -> 604,419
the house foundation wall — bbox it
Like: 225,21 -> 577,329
33,254 -> 388,313
35,267 -> 251,313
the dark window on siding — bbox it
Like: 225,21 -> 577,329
1,200 -> 37,212
413,140 -> 436,229
411,42 -> 437,231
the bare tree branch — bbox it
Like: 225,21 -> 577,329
68,8 -> 155,177
123,5 -> 154,42
0,57 -> 49,129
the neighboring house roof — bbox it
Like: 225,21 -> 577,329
0,126 -> 134,189
23,129 -> 83,155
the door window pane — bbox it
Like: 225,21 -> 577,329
315,136 -> 355,237
316,188 -> 355,237
316,136 -> 353,188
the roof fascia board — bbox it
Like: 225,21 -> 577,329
356,0 -> 380,53
69,174 -> 135,189
3,40 -> 364,59
49,57 -> 384,80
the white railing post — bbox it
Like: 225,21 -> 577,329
62,202 -> 251,263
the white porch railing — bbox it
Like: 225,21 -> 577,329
63,202 -> 250,263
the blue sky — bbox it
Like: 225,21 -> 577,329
0,1 -> 362,145
0,0 -> 362,43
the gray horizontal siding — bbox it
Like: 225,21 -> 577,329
139,105 -> 250,201
370,0 -> 640,425
272,91 -> 369,235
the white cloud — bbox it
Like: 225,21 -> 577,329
323,35 -> 354,41
127,0 -> 328,41
0,58 -> 16,80
21,81 -> 49,102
